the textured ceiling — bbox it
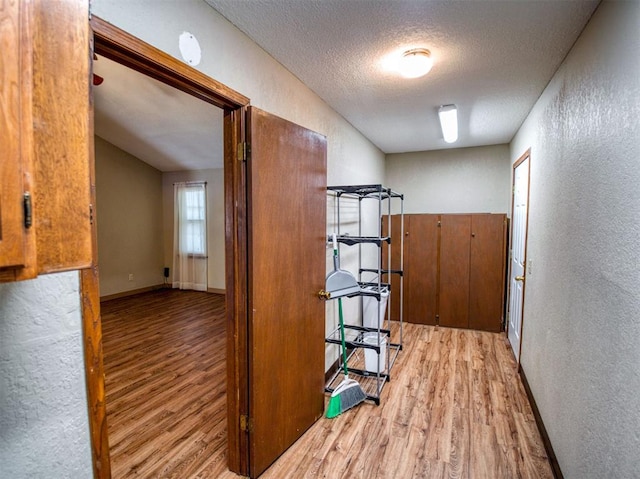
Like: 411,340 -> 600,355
94,1 -> 600,172
94,55 -> 224,172
205,0 -> 600,153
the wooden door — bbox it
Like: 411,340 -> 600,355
469,214 -> 507,332
508,155 -> 530,362
439,214 -> 471,328
247,107 -> 327,478
405,214 -> 438,325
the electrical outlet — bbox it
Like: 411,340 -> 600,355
128,273 -> 134,281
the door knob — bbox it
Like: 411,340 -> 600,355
317,290 -> 331,300
515,276 -> 525,282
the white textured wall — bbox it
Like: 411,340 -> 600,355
162,169 -> 225,290
95,136 -> 165,296
510,1 -> 640,477
385,145 -> 511,214
0,272 -> 92,478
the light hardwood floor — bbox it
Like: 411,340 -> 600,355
102,289 -> 552,478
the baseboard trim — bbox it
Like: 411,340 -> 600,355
101,285 -> 226,302
100,284 -> 164,302
325,358 -> 340,384
518,364 -> 564,479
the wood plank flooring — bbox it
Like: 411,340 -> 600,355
102,290 -> 552,478
102,289 -> 228,478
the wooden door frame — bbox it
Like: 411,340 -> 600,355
81,16 -> 251,477
506,148 -> 531,364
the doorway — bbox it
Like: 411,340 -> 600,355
84,15 -> 250,478
92,49 -> 229,475
507,150 -> 531,362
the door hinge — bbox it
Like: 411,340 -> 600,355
240,414 -> 253,433
89,204 -> 94,225
23,192 -> 32,229
237,142 -> 250,162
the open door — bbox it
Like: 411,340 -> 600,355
246,107 -> 327,477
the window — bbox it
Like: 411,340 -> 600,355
173,182 -> 207,291
175,182 -> 207,256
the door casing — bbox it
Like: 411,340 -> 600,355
507,149 -> 531,364
84,16 -> 251,477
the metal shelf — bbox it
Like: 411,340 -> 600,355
330,235 -> 391,247
327,184 -> 404,200
325,184 -> 404,405
360,267 -> 403,277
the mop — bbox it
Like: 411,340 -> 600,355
325,234 -> 366,418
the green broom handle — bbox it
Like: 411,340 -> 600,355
338,297 -> 349,377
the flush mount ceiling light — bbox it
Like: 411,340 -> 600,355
398,48 -> 433,78
438,104 -> 458,143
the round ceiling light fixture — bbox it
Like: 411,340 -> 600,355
398,48 -> 433,78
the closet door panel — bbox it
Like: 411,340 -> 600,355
469,214 -> 506,332
439,214 -> 471,328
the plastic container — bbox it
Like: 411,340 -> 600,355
362,332 -> 387,373
362,289 -> 389,329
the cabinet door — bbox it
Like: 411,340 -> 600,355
439,214 -> 471,328
32,0 -> 92,273
0,0 -> 34,275
405,214 -> 438,325
469,214 -> 506,332
1,0 -> 92,280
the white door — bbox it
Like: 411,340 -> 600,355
508,155 -> 530,362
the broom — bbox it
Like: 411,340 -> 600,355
326,237 -> 366,418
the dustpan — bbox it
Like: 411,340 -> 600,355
326,233 -> 360,298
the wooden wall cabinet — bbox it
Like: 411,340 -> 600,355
0,0 -> 36,280
388,213 -> 507,332
0,0 -> 93,282
385,214 -> 438,325
467,214 -> 508,331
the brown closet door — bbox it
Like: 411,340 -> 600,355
405,214 -> 438,325
439,214 -> 471,328
469,214 -> 507,332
